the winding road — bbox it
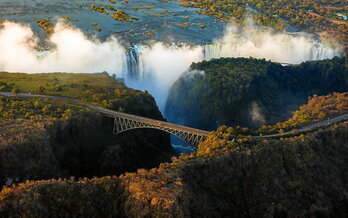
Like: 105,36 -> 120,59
254,114 -> 348,139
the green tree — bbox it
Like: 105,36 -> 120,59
11,87 -> 20,95
38,85 -> 46,94
53,84 -> 63,92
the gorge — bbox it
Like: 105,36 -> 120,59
1,0 -> 348,216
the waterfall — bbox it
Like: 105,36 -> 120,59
124,45 -> 148,81
309,43 -> 339,60
126,46 -> 140,79
204,43 -> 223,60
203,40 -> 342,64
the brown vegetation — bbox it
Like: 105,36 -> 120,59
259,92 -> 348,134
112,10 -> 132,22
37,18 -> 53,36
90,4 -> 110,15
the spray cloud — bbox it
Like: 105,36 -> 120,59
128,43 -> 203,110
0,21 -> 124,74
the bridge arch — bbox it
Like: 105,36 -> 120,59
112,117 -> 207,147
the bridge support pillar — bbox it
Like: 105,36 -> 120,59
113,118 -> 117,135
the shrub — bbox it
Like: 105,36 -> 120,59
11,87 -> 20,95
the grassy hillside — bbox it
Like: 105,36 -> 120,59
165,57 -> 348,130
1,92 -> 347,217
0,72 -> 120,95
0,72 -> 173,188
0,72 -> 161,117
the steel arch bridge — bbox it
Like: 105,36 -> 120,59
111,116 -> 208,147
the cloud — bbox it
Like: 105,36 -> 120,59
249,102 -> 266,125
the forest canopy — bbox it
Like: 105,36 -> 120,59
165,57 -> 348,130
